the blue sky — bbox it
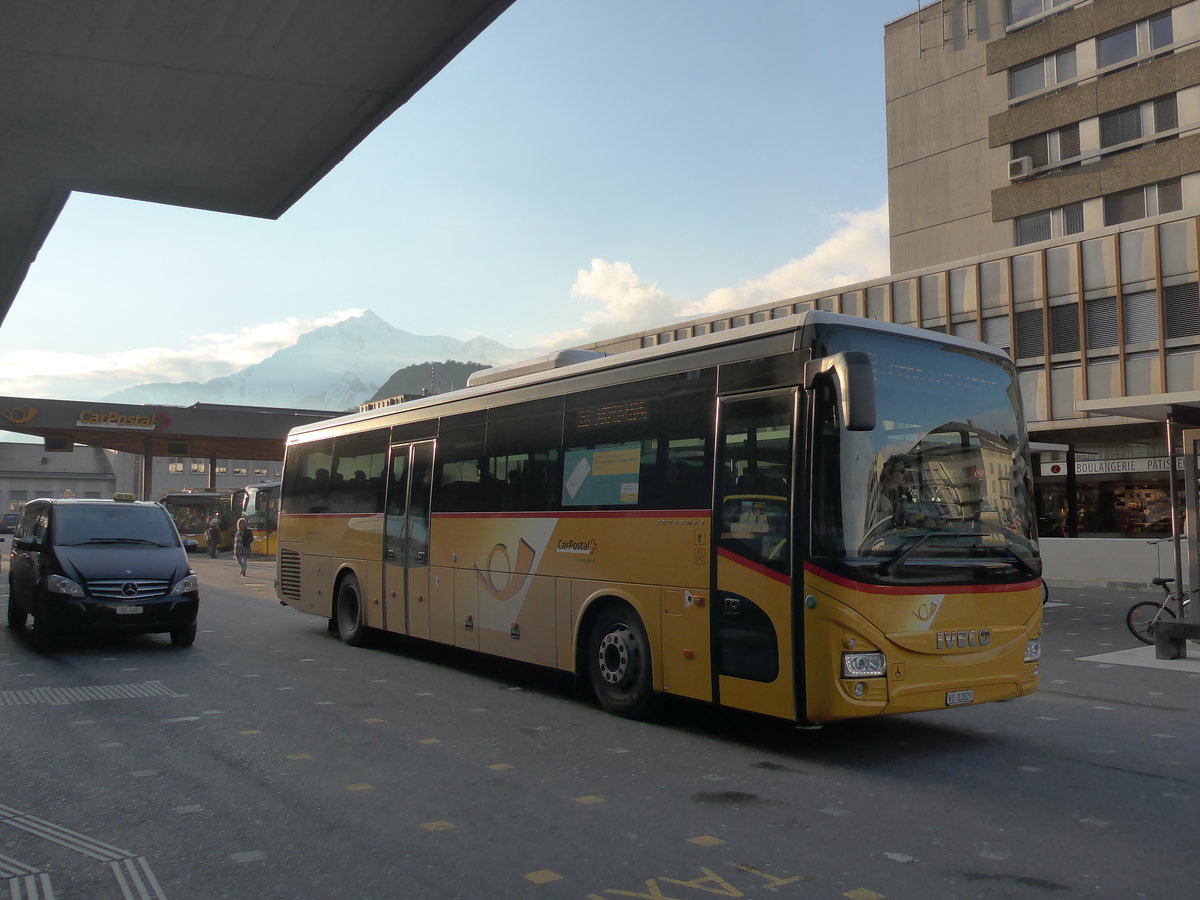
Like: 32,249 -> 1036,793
0,1 -> 916,400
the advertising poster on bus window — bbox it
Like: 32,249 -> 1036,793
562,444 -> 640,506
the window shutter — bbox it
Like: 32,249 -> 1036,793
1062,203 -> 1084,235
983,316 -> 1012,354
1123,290 -> 1159,344
1154,95 -> 1178,132
1086,297 -> 1118,349
1015,212 -> 1051,245
1165,282 -> 1200,339
1015,309 -> 1044,359
1049,303 -> 1080,353
1104,188 -> 1145,226
1100,106 -> 1141,147
1057,124 -> 1080,161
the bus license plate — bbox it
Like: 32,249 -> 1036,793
946,689 -> 974,706
115,605 -> 143,615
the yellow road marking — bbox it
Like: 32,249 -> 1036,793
574,795 -> 605,804
421,821 -> 453,831
286,753 -> 313,760
689,835 -> 724,846
524,870 -> 563,884
488,763 -> 512,771
346,783 -> 374,792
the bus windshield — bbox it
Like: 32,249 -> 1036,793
811,326 -> 1039,582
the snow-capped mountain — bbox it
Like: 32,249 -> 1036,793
104,310 -> 536,410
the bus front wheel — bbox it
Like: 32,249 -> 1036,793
336,574 -> 370,647
587,604 -> 654,719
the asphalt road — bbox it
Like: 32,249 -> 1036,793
2,559 -> 1198,899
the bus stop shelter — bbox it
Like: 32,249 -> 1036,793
0,394 -> 335,500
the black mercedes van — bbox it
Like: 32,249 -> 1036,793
6,495 -> 199,648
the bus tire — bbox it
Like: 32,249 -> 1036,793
587,603 -> 655,719
336,574 -> 370,647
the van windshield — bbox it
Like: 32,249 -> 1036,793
54,505 -> 180,547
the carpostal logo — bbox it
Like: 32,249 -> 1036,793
76,409 -> 167,431
556,537 -> 598,555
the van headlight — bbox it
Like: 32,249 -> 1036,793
842,651 -> 887,678
170,574 -> 199,596
46,574 -> 85,597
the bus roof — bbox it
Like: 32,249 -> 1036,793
286,310 -> 1009,441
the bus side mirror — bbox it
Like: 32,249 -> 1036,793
804,351 -> 876,431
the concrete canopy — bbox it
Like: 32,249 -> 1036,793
0,395 -> 336,460
0,0 -> 515,327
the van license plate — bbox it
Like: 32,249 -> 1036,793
946,689 -> 974,706
115,605 -> 143,615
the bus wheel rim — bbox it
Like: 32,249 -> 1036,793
598,627 -> 632,685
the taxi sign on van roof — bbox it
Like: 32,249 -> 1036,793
112,492 -> 137,502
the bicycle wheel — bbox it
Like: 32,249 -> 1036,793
1126,600 -> 1175,645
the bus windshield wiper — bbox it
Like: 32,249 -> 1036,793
877,531 -> 932,577
1003,538 -> 1041,578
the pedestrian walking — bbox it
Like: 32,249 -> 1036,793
205,515 -> 222,558
232,516 -> 254,576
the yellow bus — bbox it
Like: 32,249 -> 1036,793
160,490 -> 233,552
276,312 -> 1042,724
233,481 -> 280,556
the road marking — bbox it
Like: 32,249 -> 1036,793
421,821 -> 453,831
0,803 -> 167,899
0,681 -> 180,707
524,870 -> 562,884
419,738 -> 441,744
688,836 -> 724,846
574,795 -> 605,805
287,753 -> 313,760
346,783 -> 374,792
487,763 -> 512,771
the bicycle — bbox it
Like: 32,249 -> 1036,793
1126,577 -> 1191,644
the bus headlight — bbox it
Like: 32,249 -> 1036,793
842,651 -> 887,678
1024,638 -> 1041,662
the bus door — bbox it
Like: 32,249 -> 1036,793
383,441 -> 434,639
713,391 -> 798,720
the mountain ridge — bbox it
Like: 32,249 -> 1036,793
103,310 -> 535,410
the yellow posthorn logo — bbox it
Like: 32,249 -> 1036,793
474,539 -> 536,602
1,407 -> 38,424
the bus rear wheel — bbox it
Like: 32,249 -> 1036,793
587,604 -> 654,719
336,574 -> 370,647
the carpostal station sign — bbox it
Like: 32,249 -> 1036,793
75,409 -> 165,431
1041,457 -> 1184,477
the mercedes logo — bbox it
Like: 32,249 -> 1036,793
121,582 -> 138,597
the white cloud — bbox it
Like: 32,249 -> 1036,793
540,202 -> 890,347
685,203 -> 891,316
0,309 -> 365,400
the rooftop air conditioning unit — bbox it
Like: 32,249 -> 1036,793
1009,156 -> 1033,182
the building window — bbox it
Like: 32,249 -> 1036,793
1010,58 -> 1045,99
1165,283 -> 1200,339
1154,95 -> 1178,134
1007,0 -> 1075,28
1124,291 -> 1160,344
1104,179 -> 1183,226
1062,202 -> 1084,235
1015,211 -> 1051,246
1050,304 -> 1080,354
1013,134 -> 1049,169
216,466 -> 227,475
1054,46 -> 1077,83
191,462 -> 206,474
1150,13 -> 1173,51
1086,298 -> 1118,349
1099,105 -> 1141,149
983,316 -> 1012,355
233,467 -> 248,476
167,459 -> 184,473
1097,25 -> 1137,69
1015,309 -> 1045,359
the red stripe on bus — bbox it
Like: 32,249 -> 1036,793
430,509 -> 712,520
803,561 -> 1040,595
716,547 -> 792,586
